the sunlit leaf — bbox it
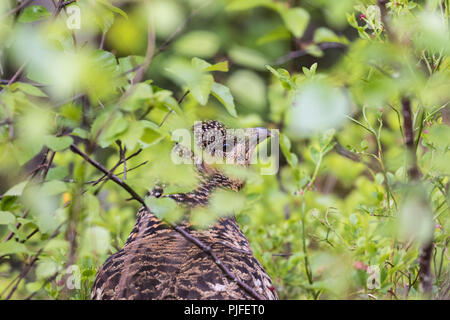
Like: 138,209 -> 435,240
0,241 -> 31,255
211,82 -> 237,117
44,135 -> 73,152
18,5 -> 51,23
0,211 -> 16,225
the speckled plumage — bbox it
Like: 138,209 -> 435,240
91,121 -> 277,300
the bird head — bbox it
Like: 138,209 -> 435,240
193,120 -> 271,166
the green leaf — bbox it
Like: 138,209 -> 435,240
18,5 -> 51,23
118,55 -> 145,80
26,281 -> 44,293
346,12 -> 358,28
139,120 -> 165,147
228,46 -> 269,70
305,44 -> 324,57
96,9 -> 115,33
42,180 -> 68,196
279,7 -> 310,38
266,65 -> 294,90
288,80 -> 350,137
163,96 -> 183,115
98,0 -> 128,19
313,27 -> 348,44
302,63 -> 318,78
84,227 -> 111,254
91,50 -> 120,76
210,190 -> 246,216
174,31 -> 220,58
280,134 -> 298,168
211,82 -> 237,117
10,82 -> 47,97
72,128 -> 89,139
227,0 -> 271,11
46,166 -> 69,180
122,82 -> 154,111
0,211 -> 16,225
44,135 -> 73,152
145,196 -> 182,223
257,26 -> 291,45
122,121 -> 145,150
0,241 -> 30,255
190,73 -> 214,105
165,58 -> 214,105
4,181 -> 28,197
36,260 -> 59,279
192,57 -> 212,71
310,146 -> 320,164
98,114 -> 129,147
204,61 -> 229,72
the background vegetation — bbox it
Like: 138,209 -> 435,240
0,0 -> 448,300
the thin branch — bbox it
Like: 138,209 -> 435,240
2,209 -> 30,243
402,97 -> 433,297
92,148 -> 142,195
85,160 -> 148,185
402,98 -> 421,180
119,142 -> 127,180
0,60 -> 29,93
70,143 -> 147,207
273,42 -> 347,65
377,0 -> 393,40
99,31 -> 106,50
4,0 -> 34,17
53,0 -> 76,17
130,18 -> 155,86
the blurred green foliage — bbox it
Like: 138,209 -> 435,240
0,0 -> 448,300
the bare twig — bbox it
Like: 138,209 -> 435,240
402,97 -> 433,297
0,60 -> 29,93
70,143 -> 147,207
53,0 -> 77,17
92,148 -> 142,195
377,0 -> 393,40
84,160 -> 147,186
130,18 -> 155,86
2,209 -> 30,243
4,0 -> 34,17
402,98 -> 421,180
273,42 -> 347,65
119,142 -> 127,180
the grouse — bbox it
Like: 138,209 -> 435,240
90,120 -> 278,300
